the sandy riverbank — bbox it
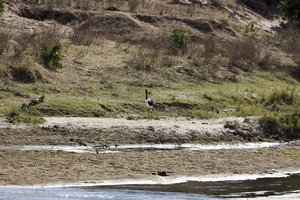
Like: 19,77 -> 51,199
0,117 -> 298,186
0,144 -> 299,185
0,117 -> 262,145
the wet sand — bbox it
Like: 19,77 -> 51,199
0,144 -> 299,185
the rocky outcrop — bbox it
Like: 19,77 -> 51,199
224,118 -> 262,141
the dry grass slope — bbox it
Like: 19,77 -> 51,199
0,0 -> 299,122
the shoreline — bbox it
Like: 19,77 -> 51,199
0,144 -> 299,186
0,117 -> 299,187
0,169 -> 299,188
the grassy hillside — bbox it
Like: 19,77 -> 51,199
0,0 -> 299,123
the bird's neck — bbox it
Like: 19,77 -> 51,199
145,90 -> 148,100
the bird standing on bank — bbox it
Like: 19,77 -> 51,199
145,89 -> 154,109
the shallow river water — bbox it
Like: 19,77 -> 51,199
0,173 -> 299,200
0,142 -> 287,153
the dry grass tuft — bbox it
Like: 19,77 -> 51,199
127,0 -> 141,13
10,61 -> 49,83
279,27 -> 300,61
224,38 -> 261,68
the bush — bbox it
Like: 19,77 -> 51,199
171,27 -> 190,54
202,35 -> 218,61
263,90 -> 297,106
188,44 -> 204,67
260,115 -> 281,138
40,41 -> 63,70
292,65 -> 300,80
6,108 -> 45,124
0,0 -> 4,16
13,33 -> 39,61
244,21 -> 257,35
11,62 -> 46,83
126,50 -> 158,72
260,112 -> 300,140
224,38 -> 260,68
279,27 -> 300,57
279,0 -> 300,24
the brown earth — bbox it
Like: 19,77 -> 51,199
0,117 -> 263,145
0,144 -> 299,185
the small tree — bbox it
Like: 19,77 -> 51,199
171,27 -> 190,54
279,0 -> 300,24
40,41 -> 63,71
0,0 -> 4,16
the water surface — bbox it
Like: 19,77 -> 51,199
0,142 -> 286,153
0,173 -> 299,199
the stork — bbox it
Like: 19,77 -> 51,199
145,89 -> 154,109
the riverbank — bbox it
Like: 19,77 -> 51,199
0,117 -> 299,186
0,117 -> 263,145
0,143 -> 299,185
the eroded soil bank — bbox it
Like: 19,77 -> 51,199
0,144 -> 299,185
0,117 -> 262,145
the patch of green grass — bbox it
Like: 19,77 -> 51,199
263,89 -> 297,107
0,91 -> 13,99
275,152 -> 300,159
180,109 -> 217,119
36,96 -> 113,117
5,108 -> 45,124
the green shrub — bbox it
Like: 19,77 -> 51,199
281,111 -> 300,139
171,27 -> 190,54
40,41 -> 62,71
6,108 -> 45,124
244,21 -> 257,35
260,112 -> 300,140
0,0 -> 4,16
260,115 -> 282,138
263,90 -> 297,106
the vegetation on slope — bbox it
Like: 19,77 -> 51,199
0,0 -> 299,140
0,0 -> 4,16
279,0 -> 300,24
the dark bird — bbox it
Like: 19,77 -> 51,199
145,89 -> 154,108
